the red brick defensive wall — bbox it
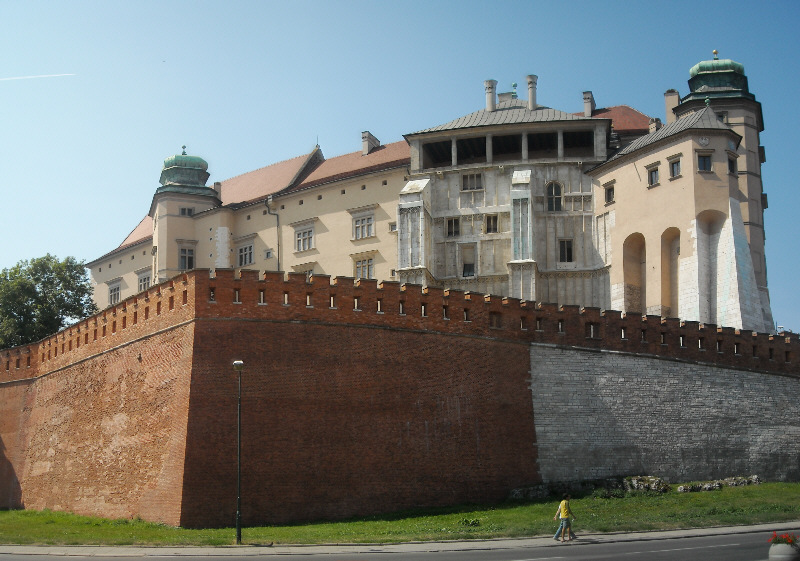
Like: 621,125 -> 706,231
1,269 -> 798,527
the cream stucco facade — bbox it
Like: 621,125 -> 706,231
88,54 -> 774,333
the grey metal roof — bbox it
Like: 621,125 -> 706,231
607,106 -> 736,163
408,99 -> 597,135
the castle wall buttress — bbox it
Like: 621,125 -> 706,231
9,325 -> 195,525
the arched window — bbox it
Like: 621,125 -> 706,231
546,182 -> 562,211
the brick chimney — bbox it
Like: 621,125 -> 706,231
583,91 -> 596,117
527,75 -> 538,110
362,131 -> 380,155
664,89 -> 680,125
484,79 -> 498,112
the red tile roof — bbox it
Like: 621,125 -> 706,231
219,150 -> 318,206
87,216 -> 153,265
574,105 -> 651,133
286,141 -> 410,194
120,215 -> 153,247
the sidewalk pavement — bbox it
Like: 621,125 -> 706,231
0,522 -> 797,556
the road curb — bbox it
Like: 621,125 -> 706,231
0,521 -> 797,556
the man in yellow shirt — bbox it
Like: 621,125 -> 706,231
552,494 -> 577,542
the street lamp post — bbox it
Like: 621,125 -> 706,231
232,360 -> 244,545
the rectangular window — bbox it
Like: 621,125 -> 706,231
485,214 -> 498,233
179,248 -> 195,270
559,239 -> 574,263
353,215 -> 374,239
109,283 -> 121,306
447,218 -> 460,237
647,167 -> 659,186
295,228 -> 314,252
137,273 -> 150,293
237,244 -> 254,267
546,182 -> 562,211
698,154 -> 712,172
461,245 -> 475,277
670,159 -> 681,178
179,207 -> 194,216
461,173 -> 483,191
605,185 -> 615,204
728,157 -> 737,175
355,258 -> 374,279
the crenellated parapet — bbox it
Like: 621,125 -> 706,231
1,274 -> 196,382
2,269 -> 798,383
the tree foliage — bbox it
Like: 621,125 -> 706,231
0,254 -> 98,349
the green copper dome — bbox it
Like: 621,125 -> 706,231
162,153 -> 209,173
159,146 -> 211,188
684,51 -> 754,103
689,57 -> 745,78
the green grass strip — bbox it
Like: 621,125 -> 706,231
1,482 -> 798,546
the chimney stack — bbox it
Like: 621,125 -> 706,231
485,79 -> 498,112
362,131 -> 380,156
583,91 -> 596,117
527,75 -> 538,110
664,89 -> 680,125
648,117 -> 663,133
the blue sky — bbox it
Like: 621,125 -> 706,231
1,0 -> 798,330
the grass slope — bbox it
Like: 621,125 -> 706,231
1,483 -> 798,546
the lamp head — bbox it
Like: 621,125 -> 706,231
232,360 -> 244,372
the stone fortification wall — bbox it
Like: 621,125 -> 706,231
176,269 -> 539,526
13,324 -> 195,524
530,344 -> 800,484
179,319 -> 537,527
0,277 -> 197,521
5,269 -> 798,384
0,269 -> 798,527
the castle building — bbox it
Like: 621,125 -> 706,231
87,53 -> 774,333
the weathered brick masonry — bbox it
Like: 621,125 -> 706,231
1,270 -> 798,527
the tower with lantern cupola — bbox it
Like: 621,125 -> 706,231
149,147 -> 220,283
